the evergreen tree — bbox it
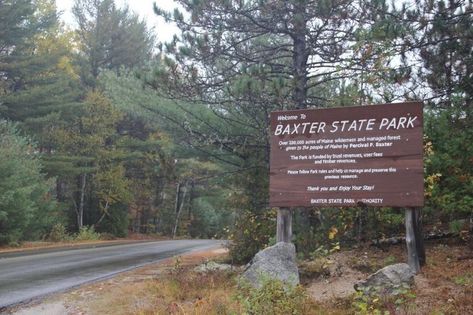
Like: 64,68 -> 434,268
406,0 -> 473,232
0,120 -> 56,245
0,0 -> 55,89
153,0 -> 363,108
417,0 -> 473,109
150,0 -> 403,210
72,0 -> 155,85
0,0 -> 83,148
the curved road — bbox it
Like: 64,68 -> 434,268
0,239 -> 221,308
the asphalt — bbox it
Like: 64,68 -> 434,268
0,239 -> 222,309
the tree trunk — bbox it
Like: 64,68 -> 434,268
173,182 -> 188,239
77,173 -> 87,229
405,208 -> 420,273
413,208 -> 426,266
357,207 -> 364,244
188,181 -> 195,217
134,211 -> 141,233
292,3 -> 308,109
56,178 -> 66,202
275,3 -> 308,244
470,211 -> 473,252
277,207 -> 292,243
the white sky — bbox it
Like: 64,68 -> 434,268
56,0 -> 180,43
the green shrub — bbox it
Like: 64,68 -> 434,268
228,209 -> 276,264
0,120 -> 57,245
48,223 -> 71,242
237,278 -> 312,315
75,226 -> 101,241
293,207 -> 403,259
424,110 -> 473,228
449,219 -> 467,234
352,283 -> 416,315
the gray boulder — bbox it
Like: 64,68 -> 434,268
355,263 -> 415,294
241,242 -> 299,288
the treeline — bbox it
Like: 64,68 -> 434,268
0,0 -> 234,245
1,0 -> 472,262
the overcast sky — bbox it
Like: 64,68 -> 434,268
56,0 -> 180,43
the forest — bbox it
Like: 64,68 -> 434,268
0,0 -> 472,264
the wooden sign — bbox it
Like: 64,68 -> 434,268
269,102 -> 424,207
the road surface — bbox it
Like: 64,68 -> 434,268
0,239 -> 221,308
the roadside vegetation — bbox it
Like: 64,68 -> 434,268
26,240 -> 468,315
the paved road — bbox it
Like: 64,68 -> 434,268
0,239 -> 222,308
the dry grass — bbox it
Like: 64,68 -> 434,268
412,243 -> 473,315
138,268 -> 241,315
62,248 -> 329,315
62,249 -> 243,315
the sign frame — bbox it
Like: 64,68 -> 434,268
269,102 -> 424,208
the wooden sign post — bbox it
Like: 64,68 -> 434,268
405,208 -> 421,272
414,208 -> 426,266
405,207 -> 426,273
277,207 -> 292,243
269,102 -> 425,272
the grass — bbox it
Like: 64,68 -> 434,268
145,269 -> 240,314
452,273 -> 473,286
129,268 -> 337,315
75,251 -> 331,315
83,264 -> 242,315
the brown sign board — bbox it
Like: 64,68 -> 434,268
269,102 -> 424,208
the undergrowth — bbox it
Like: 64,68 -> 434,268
352,284 -> 417,315
75,226 -> 101,241
47,223 -> 71,242
47,224 -> 102,242
237,278 -> 316,315
147,269 -> 239,314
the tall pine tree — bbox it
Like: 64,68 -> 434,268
72,0 -> 155,86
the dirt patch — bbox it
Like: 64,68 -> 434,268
9,302 -> 67,315
306,241 -> 473,314
305,249 -> 382,302
308,277 -> 357,302
412,243 -> 473,314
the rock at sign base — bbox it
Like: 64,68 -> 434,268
241,242 -> 299,288
354,263 -> 415,294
